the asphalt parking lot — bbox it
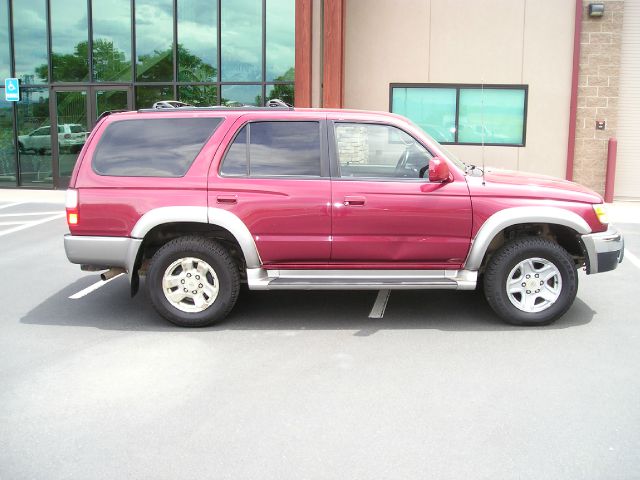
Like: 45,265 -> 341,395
1,193 -> 639,479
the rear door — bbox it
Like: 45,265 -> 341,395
209,115 -> 332,266
329,121 -> 472,268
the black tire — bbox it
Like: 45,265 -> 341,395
483,237 -> 578,326
147,236 -> 240,327
18,142 -> 25,153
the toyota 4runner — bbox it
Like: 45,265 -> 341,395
64,106 -> 624,327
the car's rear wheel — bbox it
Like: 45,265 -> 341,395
484,237 -> 578,326
147,236 -> 240,327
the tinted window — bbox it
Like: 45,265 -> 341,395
220,121 -> 321,177
93,118 -> 221,176
335,123 -> 431,180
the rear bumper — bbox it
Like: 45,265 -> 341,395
582,226 -> 624,274
64,234 -> 142,274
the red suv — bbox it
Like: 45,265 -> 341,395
64,106 -> 624,327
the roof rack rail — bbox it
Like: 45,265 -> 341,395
137,105 -> 294,113
96,109 -> 128,122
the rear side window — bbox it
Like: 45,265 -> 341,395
92,117 -> 222,177
220,121 -> 321,177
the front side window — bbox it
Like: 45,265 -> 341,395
220,121 -> 321,177
391,84 -> 527,146
93,117 -> 222,177
334,123 -> 431,180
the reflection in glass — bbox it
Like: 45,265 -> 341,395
92,0 -> 132,82
13,0 -> 49,84
458,89 -> 526,145
178,0 -> 217,82
136,0 -> 174,82
0,94 -> 16,185
0,0 -> 10,79
221,84 -> 261,106
266,84 -> 294,106
50,0 -> 89,82
266,0 -> 294,81
96,90 -> 129,118
17,89 -> 52,186
178,86 -> 217,107
392,87 -> 457,143
135,86 -> 174,109
221,0 -> 262,81
56,91 -> 88,177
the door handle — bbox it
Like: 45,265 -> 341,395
343,196 -> 366,206
216,195 -> 238,204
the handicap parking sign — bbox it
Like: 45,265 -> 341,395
5,78 -> 20,101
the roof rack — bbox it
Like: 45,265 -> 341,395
96,109 -> 129,122
137,105 -> 294,113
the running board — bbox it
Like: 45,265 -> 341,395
247,268 -> 477,291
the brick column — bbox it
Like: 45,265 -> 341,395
573,0 -> 624,194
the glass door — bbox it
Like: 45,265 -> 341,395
52,86 -> 131,188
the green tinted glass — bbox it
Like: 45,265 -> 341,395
13,0 -> 49,84
178,85 -> 218,107
135,86 -> 173,109
17,88 -> 52,186
92,0 -> 132,82
0,0 -> 9,79
221,0 -> 262,81
266,0 -> 295,81
266,84 -> 294,106
136,0 -> 174,82
221,84 -> 262,106
458,88 -> 525,145
391,87 -> 456,143
0,94 -> 16,185
178,0 -> 217,82
50,0 -> 89,82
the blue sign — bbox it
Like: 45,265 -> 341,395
5,78 -> 19,102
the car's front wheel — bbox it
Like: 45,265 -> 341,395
147,236 -> 240,327
483,238 -> 578,326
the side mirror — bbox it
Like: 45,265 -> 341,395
429,156 -> 451,182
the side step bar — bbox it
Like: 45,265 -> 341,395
247,268 -> 477,291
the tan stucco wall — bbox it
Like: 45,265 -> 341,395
343,0 -> 575,178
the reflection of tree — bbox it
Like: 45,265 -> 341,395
38,41 -> 90,82
137,44 -> 216,82
256,67 -> 295,106
94,39 -> 131,81
179,85 -> 217,107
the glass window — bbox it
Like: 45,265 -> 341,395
96,90 -> 129,118
0,0 -> 10,79
266,0 -> 294,81
135,85 -> 174,109
93,118 -> 222,177
135,0 -> 174,82
0,94 -> 16,186
335,123 -> 431,179
220,122 -> 321,177
56,90 -> 88,177
92,0 -> 132,82
178,85 -> 217,107
458,88 -> 526,145
266,84 -> 294,106
13,0 -> 49,84
178,0 -> 217,82
221,0 -> 262,81
50,0 -> 89,82
219,125 -> 247,176
221,84 -> 262,106
391,87 -> 456,143
16,88 -> 52,186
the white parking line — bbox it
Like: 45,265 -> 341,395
0,213 -> 65,238
0,211 -> 63,217
69,273 -> 125,299
0,202 -> 24,211
369,289 -> 391,318
625,249 -> 640,270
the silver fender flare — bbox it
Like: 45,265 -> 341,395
464,206 -> 592,271
128,206 -> 261,272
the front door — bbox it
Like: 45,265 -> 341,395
329,121 -> 473,269
52,86 -> 132,188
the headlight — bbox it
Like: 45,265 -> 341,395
593,204 -> 609,224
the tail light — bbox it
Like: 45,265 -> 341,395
66,189 -> 79,226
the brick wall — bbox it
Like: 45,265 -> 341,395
574,0 -> 624,194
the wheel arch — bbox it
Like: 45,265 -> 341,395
465,207 -> 592,272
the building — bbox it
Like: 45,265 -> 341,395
1,0 -> 638,200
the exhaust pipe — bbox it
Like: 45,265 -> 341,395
101,268 -> 126,281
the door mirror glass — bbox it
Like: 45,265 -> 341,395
428,156 -> 451,182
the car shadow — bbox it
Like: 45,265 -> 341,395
20,276 -> 596,334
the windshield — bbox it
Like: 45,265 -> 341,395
406,119 -> 466,170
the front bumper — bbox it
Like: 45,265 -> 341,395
582,226 -> 624,274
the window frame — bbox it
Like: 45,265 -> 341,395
389,83 -> 528,147
328,120 -> 436,183
218,119 -> 330,180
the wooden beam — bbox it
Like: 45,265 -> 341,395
294,0 -> 313,107
322,0 -> 345,108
